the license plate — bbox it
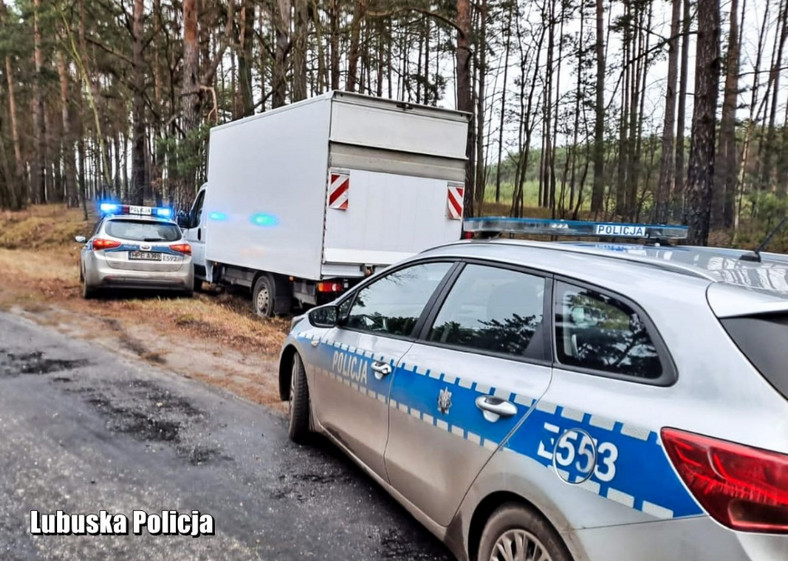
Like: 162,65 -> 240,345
129,251 -> 161,261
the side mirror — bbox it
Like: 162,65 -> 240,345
308,304 -> 339,328
176,210 -> 191,229
74,235 -> 87,244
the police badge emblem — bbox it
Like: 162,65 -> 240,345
437,387 -> 452,414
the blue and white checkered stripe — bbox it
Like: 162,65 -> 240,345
296,332 -> 702,520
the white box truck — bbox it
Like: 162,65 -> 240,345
178,91 -> 470,316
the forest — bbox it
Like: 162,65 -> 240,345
0,0 -> 786,245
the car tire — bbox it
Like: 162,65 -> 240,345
253,275 -> 275,317
478,503 -> 572,561
288,352 -> 311,444
81,269 -> 94,300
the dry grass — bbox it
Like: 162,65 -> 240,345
0,204 -> 93,250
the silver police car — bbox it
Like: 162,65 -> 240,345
77,204 -> 193,298
278,238 -> 788,561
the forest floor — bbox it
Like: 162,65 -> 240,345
0,204 -> 290,414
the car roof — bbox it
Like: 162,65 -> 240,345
103,215 -> 177,225
420,240 -> 788,296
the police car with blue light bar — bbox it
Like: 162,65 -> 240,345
278,218 -> 788,561
76,203 -> 194,298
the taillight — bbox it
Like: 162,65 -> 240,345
92,238 -> 121,250
317,282 -> 343,293
169,243 -> 192,255
661,428 -> 788,533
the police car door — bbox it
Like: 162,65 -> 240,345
310,261 -> 456,480
383,262 -> 553,527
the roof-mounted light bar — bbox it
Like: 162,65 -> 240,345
100,203 -> 173,219
462,217 -> 688,240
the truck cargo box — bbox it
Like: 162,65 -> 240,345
203,91 -> 470,281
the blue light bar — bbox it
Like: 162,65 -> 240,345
99,203 -> 175,219
463,217 -> 689,240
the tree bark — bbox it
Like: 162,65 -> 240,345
686,0 -> 721,245
591,0 -> 606,214
238,0 -> 256,115
674,0 -> 692,213
456,0 -> 475,218
182,0 -> 201,132
32,0 -> 47,203
291,0 -> 308,101
57,52 -> 78,207
346,1 -> 368,93
656,0 -> 681,223
713,0 -> 741,227
130,0 -> 147,205
272,0 -> 292,108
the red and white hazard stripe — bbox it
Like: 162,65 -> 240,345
328,170 -> 350,210
447,182 -> 464,220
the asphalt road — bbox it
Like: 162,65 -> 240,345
0,311 -> 452,561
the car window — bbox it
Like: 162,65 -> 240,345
428,264 -> 546,358
191,190 -> 205,226
721,313 -> 788,400
554,282 -> 662,378
345,262 -> 452,337
105,220 -> 182,242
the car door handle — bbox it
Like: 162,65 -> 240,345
475,395 -> 517,422
370,361 -> 392,380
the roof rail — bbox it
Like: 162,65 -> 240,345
463,217 -> 688,241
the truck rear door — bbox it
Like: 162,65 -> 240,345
321,93 -> 469,276
323,168 -> 463,268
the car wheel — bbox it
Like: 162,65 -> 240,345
288,352 -> 311,443
478,503 -> 572,561
253,275 -> 275,317
81,269 -> 94,300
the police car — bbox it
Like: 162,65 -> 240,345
278,218 -> 788,561
76,203 -> 194,298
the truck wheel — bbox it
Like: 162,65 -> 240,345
253,275 -> 275,317
288,353 -> 311,443
478,504 -> 571,561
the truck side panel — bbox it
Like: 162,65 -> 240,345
204,97 -> 331,281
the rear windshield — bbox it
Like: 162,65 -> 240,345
105,219 -> 181,242
721,314 -> 788,400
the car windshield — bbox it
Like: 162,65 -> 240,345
105,219 -> 181,242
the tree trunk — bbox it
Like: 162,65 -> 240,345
656,0 -> 681,223
686,0 -> 721,245
714,0 -> 741,227
238,0 -> 256,115
346,1 -> 368,93
591,0 -> 606,214
32,0 -> 47,203
273,0 -> 292,108
182,0 -> 201,132
57,52 -> 78,208
5,55 -> 24,208
130,0 -> 147,205
291,0 -> 308,101
456,0 -> 475,218
474,0 -> 487,214
674,0 -> 692,215
329,0 -> 340,90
